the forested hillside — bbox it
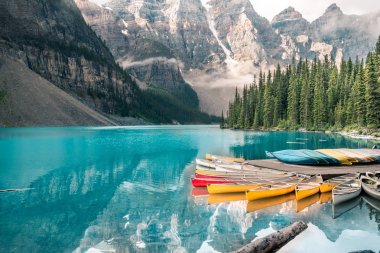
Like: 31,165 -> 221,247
223,37 -> 380,132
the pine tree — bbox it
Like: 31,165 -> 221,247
220,111 -> 225,128
313,61 -> 327,129
263,71 -> 273,129
327,67 -> 338,125
365,53 -> 380,128
376,36 -> 380,56
351,65 -> 366,126
224,39 -> 379,131
287,69 -> 299,128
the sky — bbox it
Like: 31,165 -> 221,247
90,0 -> 380,22
250,0 -> 380,22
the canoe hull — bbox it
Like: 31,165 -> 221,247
333,189 -> 361,205
296,186 -> 320,200
246,184 -> 296,201
205,154 -> 245,163
191,178 -> 240,187
362,183 -> 380,200
320,182 -> 337,193
361,177 -> 380,200
207,183 -> 263,194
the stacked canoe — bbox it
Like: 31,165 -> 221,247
192,154 -> 380,211
267,148 -> 380,166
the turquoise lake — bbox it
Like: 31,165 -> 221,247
0,125 -> 379,253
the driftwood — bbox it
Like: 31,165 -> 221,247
231,221 -> 308,253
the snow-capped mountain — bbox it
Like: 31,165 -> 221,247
75,0 -> 380,115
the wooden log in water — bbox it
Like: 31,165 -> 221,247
231,221 -> 308,253
0,188 -> 34,193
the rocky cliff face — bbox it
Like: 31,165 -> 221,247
0,0 -> 142,117
0,0 -> 214,124
75,0 -> 380,115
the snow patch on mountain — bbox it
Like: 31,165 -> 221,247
200,0 -> 238,70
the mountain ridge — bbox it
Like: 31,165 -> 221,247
79,0 -> 379,115
0,0 -> 215,126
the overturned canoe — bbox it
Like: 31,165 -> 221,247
354,149 -> 380,162
332,179 -> 361,205
205,154 -> 245,163
320,173 -> 360,193
301,150 -> 340,165
267,149 -> 321,165
316,149 -> 358,165
361,176 -> 380,200
337,149 -> 376,163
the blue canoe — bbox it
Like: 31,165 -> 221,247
267,149 -> 339,165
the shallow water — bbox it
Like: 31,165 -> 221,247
0,125 -> 379,253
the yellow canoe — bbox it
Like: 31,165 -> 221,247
319,192 -> 332,204
207,182 -> 266,194
296,193 -> 320,212
246,192 -> 295,213
295,183 -> 320,200
316,149 -> 358,165
205,154 -> 245,163
319,173 -> 360,193
295,175 -> 322,200
320,182 -> 338,193
207,193 -> 246,204
245,180 -> 298,201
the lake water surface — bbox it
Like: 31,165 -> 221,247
0,126 -> 379,253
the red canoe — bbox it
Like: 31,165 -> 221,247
191,177 -> 242,187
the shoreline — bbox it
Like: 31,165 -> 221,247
222,126 -> 380,143
337,131 -> 380,142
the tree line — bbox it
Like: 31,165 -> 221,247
222,37 -> 380,132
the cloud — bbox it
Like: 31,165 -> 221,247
117,57 -> 179,69
88,0 -> 109,6
250,0 -> 380,22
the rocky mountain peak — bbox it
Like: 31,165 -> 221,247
272,6 -> 304,23
323,3 -> 343,16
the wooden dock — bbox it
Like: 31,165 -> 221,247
246,159 -> 380,177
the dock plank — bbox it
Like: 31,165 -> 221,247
246,159 -> 380,176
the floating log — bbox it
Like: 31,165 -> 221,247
0,188 -> 34,193
231,221 -> 308,253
